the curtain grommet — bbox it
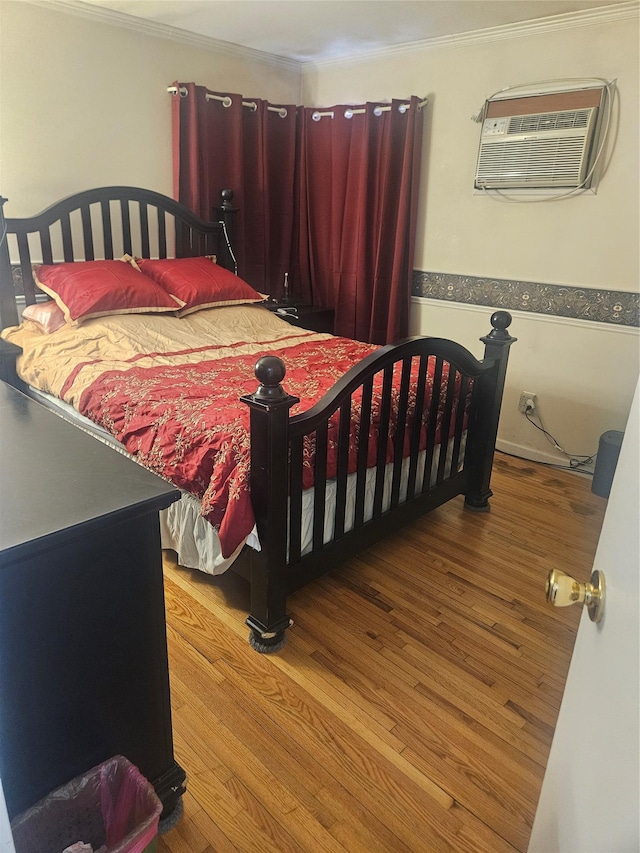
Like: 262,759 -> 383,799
222,96 -> 232,108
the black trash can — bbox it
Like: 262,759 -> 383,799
9,756 -> 162,853
591,430 -> 624,498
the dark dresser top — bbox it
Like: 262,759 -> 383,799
0,382 -> 179,561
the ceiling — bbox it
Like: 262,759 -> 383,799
77,0 -> 627,63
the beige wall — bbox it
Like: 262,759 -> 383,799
0,1 -> 300,214
304,11 -> 639,468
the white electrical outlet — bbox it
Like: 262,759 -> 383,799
518,392 -> 537,414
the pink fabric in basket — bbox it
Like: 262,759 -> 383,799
100,758 -> 161,852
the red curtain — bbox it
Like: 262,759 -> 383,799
297,98 -> 424,343
172,85 -> 424,343
172,82 -> 298,294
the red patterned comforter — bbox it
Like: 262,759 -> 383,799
78,337 -> 373,555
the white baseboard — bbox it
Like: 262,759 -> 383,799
495,438 -> 595,476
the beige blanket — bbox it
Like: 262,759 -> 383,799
2,303 -> 327,407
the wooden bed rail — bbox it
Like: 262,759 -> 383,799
241,310 -> 515,650
0,188 -> 237,329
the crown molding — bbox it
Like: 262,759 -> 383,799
23,0 -> 638,73
27,0 -> 302,73
304,1 -> 640,69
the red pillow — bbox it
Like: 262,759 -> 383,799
35,260 -> 180,324
135,257 -> 263,317
22,301 -> 67,334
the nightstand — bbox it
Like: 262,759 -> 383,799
262,301 -> 335,335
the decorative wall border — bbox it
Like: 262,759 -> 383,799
412,270 -> 639,328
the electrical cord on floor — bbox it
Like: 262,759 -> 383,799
524,407 -> 597,474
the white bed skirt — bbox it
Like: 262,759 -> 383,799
159,491 -> 258,575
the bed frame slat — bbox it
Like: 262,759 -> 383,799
354,376 -> 373,529
40,228 -> 53,265
373,366 -> 393,518
436,366 -> 457,484
120,200 -> 132,256
451,374 -> 470,474
60,213 -> 73,261
390,356 -> 413,509
406,354 -> 429,500
16,234 -> 35,306
333,397 -> 352,539
312,426 -> 328,551
422,357 -> 442,492
80,205 -> 94,260
176,221 -> 189,257
157,211 -> 168,259
288,436 -> 304,564
139,203 -> 150,260
100,200 -> 114,259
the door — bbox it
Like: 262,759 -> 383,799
0,778 -> 14,853
528,377 -> 640,852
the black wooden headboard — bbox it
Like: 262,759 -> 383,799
0,186 -> 237,329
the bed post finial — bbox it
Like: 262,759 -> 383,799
487,310 -> 513,340
218,188 -> 237,212
481,310 -> 516,350
464,311 -> 517,512
253,356 -> 288,401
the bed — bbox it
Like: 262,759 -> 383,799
0,185 -> 516,651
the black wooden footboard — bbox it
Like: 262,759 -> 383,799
241,310 -> 515,650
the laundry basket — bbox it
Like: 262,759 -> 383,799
9,756 -> 162,853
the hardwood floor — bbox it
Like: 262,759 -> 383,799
157,452 -> 606,852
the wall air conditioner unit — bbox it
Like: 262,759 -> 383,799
474,87 -> 605,190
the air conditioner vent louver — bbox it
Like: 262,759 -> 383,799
477,137 -> 590,187
507,109 -> 591,134
474,89 -> 604,191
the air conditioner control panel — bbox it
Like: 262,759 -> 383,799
482,117 -> 508,136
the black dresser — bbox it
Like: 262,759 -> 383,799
0,382 -> 185,820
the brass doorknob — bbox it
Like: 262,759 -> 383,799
545,569 -> 606,623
